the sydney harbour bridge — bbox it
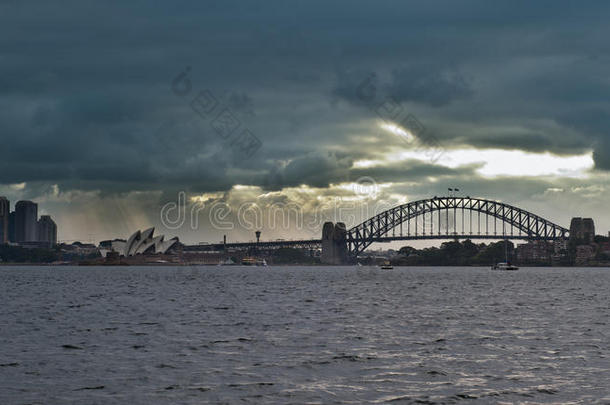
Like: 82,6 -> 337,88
187,196 -> 572,264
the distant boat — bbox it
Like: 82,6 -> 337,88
380,261 -> 393,270
491,262 -> 519,271
218,258 -> 236,266
492,239 -> 519,270
241,257 -> 267,266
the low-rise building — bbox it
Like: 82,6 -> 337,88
598,242 -> 610,255
516,240 -> 553,264
553,239 -> 568,255
575,244 -> 596,266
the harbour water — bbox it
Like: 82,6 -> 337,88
1,266 -> 608,404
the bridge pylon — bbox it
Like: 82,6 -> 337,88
321,222 -> 348,264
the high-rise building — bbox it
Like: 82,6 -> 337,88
37,215 -> 57,246
8,212 -> 15,242
0,196 -> 9,244
15,200 -> 38,242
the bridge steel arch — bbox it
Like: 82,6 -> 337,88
346,197 -> 569,257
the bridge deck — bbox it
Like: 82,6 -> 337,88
184,233 -> 560,251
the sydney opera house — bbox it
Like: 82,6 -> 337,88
100,228 -> 179,257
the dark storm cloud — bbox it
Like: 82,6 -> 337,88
2,0 -> 610,198
389,65 -> 473,107
350,161 -> 479,184
332,63 -> 473,110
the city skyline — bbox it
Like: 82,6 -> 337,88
0,197 -> 57,247
1,1 -> 610,245
2,3 -> 610,404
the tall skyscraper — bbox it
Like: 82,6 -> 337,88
15,200 -> 38,242
0,196 -> 9,244
37,215 -> 58,246
8,212 -> 15,242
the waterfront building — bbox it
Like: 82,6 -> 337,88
37,215 -> 58,246
15,200 -> 38,242
553,239 -> 569,254
598,242 -> 610,255
99,228 -> 179,257
60,242 -> 98,256
516,240 -> 553,263
0,196 -> 8,244
575,244 -> 596,266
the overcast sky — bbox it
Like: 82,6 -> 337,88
1,0 -> 610,244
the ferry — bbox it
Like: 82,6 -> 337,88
380,261 -> 393,270
241,257 -> 268,266
242,257 -> 256,265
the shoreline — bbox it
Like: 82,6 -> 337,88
2,263 -> 610,268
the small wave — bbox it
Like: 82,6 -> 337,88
332,354 -> 364,362
385,394 -> 412,402
74,385 -> 104,391
228,382 -> 274,388
536,387 -> 558,395
156,363 -> 177,369
452,393 -> 478,400
188,386 -> 211,392
62,344 -> 83,350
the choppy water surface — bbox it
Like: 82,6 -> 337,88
0,266 -> 608,404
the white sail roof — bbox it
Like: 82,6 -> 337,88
119,228 -> 178,256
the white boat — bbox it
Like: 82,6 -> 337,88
218,258 -> 236,266
491,262 -> 519,271
492,239 -> 519,270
